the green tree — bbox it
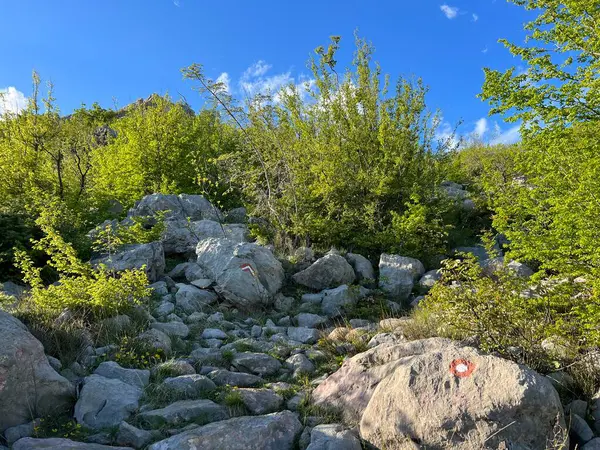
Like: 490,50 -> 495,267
480,0 -> 600,277
481,0 -> 600,133
184,35 -> 453,258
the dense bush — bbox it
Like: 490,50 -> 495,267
15,208 -> 150,321
184,35 -> 460,259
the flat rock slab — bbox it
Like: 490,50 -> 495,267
13,437 -> 133,449
207,369 -> 264,388
94,361 -> 150,388
148,410 -> 302,450
139,399 -> 228,428
232,352 -> 281,377
74,375 -> 142,430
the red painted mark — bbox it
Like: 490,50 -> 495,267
450,359 -> 476,378
240,263 -> 256,277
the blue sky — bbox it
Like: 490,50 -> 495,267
0,0 -> 533,144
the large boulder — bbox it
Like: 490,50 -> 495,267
0,311 -> 75,432
147,411 -> 302,450
128,193 -> 220,222
378,254 -> 425,302
74,375 -> 143,429
95,242 -> 165,282
293,254 -> 355,291
162,219 -> 249,255
138,399 -> 228,427
345,253 -> 375,286
196,238 -> 284,310
312,338 -> 567,450
175,283 -> 217,313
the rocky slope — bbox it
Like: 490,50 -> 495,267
0,193 -> 596,449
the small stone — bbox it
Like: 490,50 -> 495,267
287,327 -> 320,344
251,325 -> 262,338
191,278 -> 212,289
571,413 -> 595,444
232,352 -> 282,377
116,421 -> 154,448
207,369 -> 264,388
307,424 -> 362,450
202,328 -> 228,340
285,353 -> 315,376
151,321 -> 189,338
237,388 -> 284,415
94,361 -> 150,388
5,419 -> 40,445
154,301 -> 175,317
302,293 -> 324,304
296,313 -> 327,328
163,374 -> 217,395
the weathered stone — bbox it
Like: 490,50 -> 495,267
151,321 -> 190,338
345,253 -> 375,286
207,369 -> 264,388
163,374 -> 216,395
135,329 -> 172,356
95,242 -> 165,282
139,399 -> 228,427
190,348 -> 225,366
321,285 -> 370,317
13,438 -> 132,449
149,281 -> 169,296
293,254 -> 355,291
75,375 -> 142,430
128,193 -> 220,222
418,269 -> 441,290
232,352 -> 281,377
94,361 -> 150,388
237,388 -> 284,415
378,254 -> 424,301
162,219 -> 248,255
196,238 -> 284,310
287,327 -> 320,344
147,411 -> 302,450
312,338 -> 567,450
116,421 -> 154,448
306,424 -> 361,450
286,353 -> 315,376
154,301 -> 174,317
201,328 -> 228,340
0,311 -> 75,432
367,332 -> 404,348
296,313 -> 328,328
175,284 -> 218,313
5,419 -> 40,445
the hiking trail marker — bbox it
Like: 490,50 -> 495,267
450,359 -> 476,378
240,263 -> 256,277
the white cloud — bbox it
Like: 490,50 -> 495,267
482,47 -> 488,54
243,60 -> 272,79
490,124 -> 521,145
473,118 -> 488,137
173,0 -> 180,6
472,13 -> 479,22
216,72 -> 230,93
440,4 -> 459,19
0,87 -> 27,116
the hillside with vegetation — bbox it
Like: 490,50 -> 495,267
0,1 -> 599,449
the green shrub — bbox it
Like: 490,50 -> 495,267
15,208 -> 151,322
415,255 -> 596,370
